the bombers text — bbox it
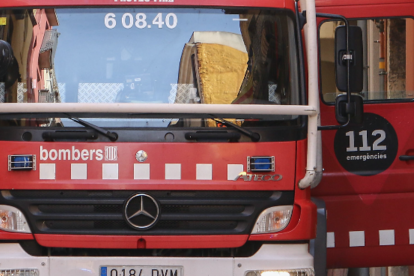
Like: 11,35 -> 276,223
40,146 -> 104,161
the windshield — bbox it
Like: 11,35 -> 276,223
0,7 -> 300,127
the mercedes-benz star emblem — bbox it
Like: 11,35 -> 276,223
135,150 -> 148,162
124,193 -> 160,230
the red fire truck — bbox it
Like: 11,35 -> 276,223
0,0 -> 324,275
314,0 -> 414,270
0,0 -> 391,274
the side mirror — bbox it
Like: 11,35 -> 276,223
335,94 -> 363,125
335,25 -> 363,92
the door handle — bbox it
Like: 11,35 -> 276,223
399,155 -> 414,161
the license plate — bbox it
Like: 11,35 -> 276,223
100,266 -> 183,276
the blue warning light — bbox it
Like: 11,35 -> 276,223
253,158 -> 272,170
248,156 -> 275,172
9,155 -> 34,170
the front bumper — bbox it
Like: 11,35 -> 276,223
0,243 -> 313,276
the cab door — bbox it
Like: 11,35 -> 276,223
313,1 -> 414,268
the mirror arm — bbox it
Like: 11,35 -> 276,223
318,114 -> 350,130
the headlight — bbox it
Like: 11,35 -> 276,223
0,205 -> 31,233
251,206 -> 293,234
245,268 -> 314,276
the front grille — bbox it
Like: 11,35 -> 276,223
1,190 -> 294,235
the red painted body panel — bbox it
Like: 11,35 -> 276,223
316,3 -> 414,18
1,141 -> 296,191
321,193 -> 414,267
317,104 -> 414,268
327,246 -> 414,269
317,104 -> 414,197
315,1 -> 414,268
0,139 -> 313,247
0,139 -> 316,248
0,230 -> 33,240
35,234 -> 249,249
0,137 -> 315,248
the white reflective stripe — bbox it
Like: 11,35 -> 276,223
71,163 -> 87,180
165,164 -> 181,180
379,230 -> 395,246
134,163 -> 150,180
196,164 -> 212,180
227,164 -> 243,180
36,162 -> 250,180
39,163 -> 56,180
102,163 -> 118,179
349,231 -> 365,247
410,229 -> 414,245
328,229 -> 414,248
327,232 -> 335,248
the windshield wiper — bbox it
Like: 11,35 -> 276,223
70,117 -> 118,142
209,115 -> 260,142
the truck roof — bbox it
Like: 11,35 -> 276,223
1,0 -> 290,9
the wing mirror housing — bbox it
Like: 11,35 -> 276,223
335,25 -> 363,93
314,13 -> 365,130
334,25 -> 364,125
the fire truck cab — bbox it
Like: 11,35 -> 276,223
2,0 -> 409,274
